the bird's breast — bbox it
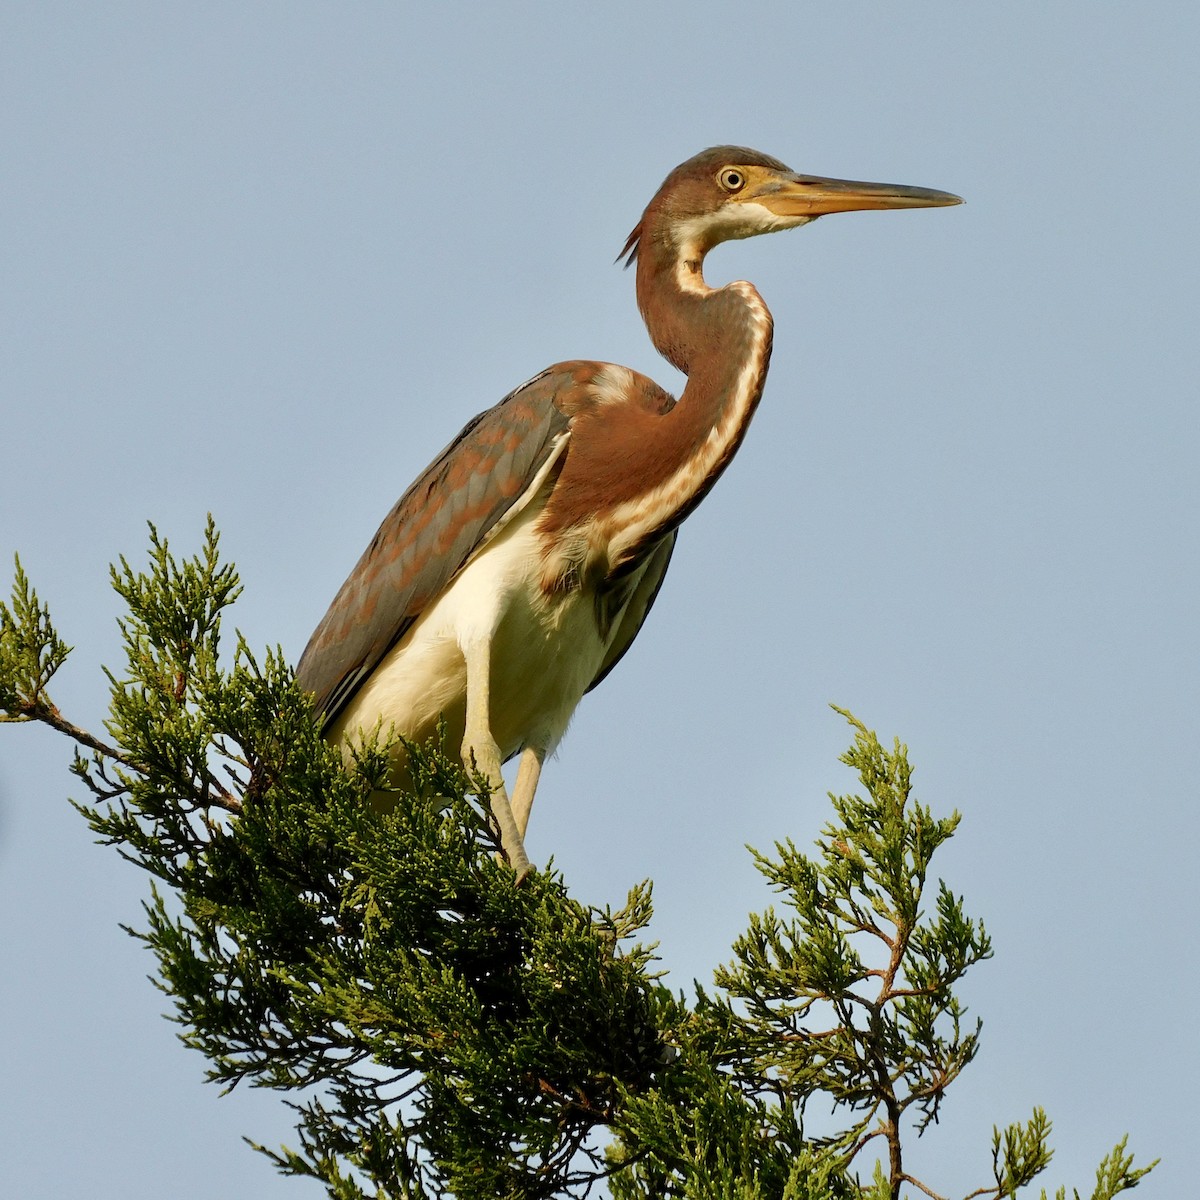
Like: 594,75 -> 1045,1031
329,497 -> 629,767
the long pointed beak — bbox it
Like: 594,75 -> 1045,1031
760,174 -> 963,217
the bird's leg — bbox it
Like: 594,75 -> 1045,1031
461,638 -> 532,879
511,745 -> 546,839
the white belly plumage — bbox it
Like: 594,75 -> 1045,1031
329,499 -> 611,772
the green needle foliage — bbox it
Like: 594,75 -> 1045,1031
1,523 -> 1158,1200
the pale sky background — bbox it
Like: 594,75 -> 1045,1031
2,4 -> 1196,1197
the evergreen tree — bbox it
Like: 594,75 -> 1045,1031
1,522 -> 1157,1199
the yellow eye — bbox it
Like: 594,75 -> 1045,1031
718,167 -> 746,192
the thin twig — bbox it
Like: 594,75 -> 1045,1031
899,1172 -> 949,1200
845,1124 -> 886,1162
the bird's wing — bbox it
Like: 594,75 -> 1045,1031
296,367 -> 576,728
586,530 -> 677,693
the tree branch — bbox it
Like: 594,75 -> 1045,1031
13,699 -> 131,764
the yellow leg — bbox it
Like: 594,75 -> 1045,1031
461,638 -> 531,879
511,745 -> 546,840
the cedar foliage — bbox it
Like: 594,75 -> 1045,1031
1,523 -> 1157,1199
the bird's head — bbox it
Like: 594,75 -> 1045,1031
620,145 -> 962,266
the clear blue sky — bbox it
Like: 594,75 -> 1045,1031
2,3 -> 1195,1196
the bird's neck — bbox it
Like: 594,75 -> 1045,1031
591,235 -> 774,570
636,236 -> 773,381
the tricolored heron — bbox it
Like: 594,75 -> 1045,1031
296,146 -> 960,877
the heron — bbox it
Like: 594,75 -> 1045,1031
296,146 -> 960,878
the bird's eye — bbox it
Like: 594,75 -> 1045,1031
718,168 -> 746,192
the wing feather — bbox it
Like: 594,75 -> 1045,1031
296,367 -> 578,727
586,532 -> 677,693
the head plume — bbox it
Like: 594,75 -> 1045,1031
617,222 -> 642,268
